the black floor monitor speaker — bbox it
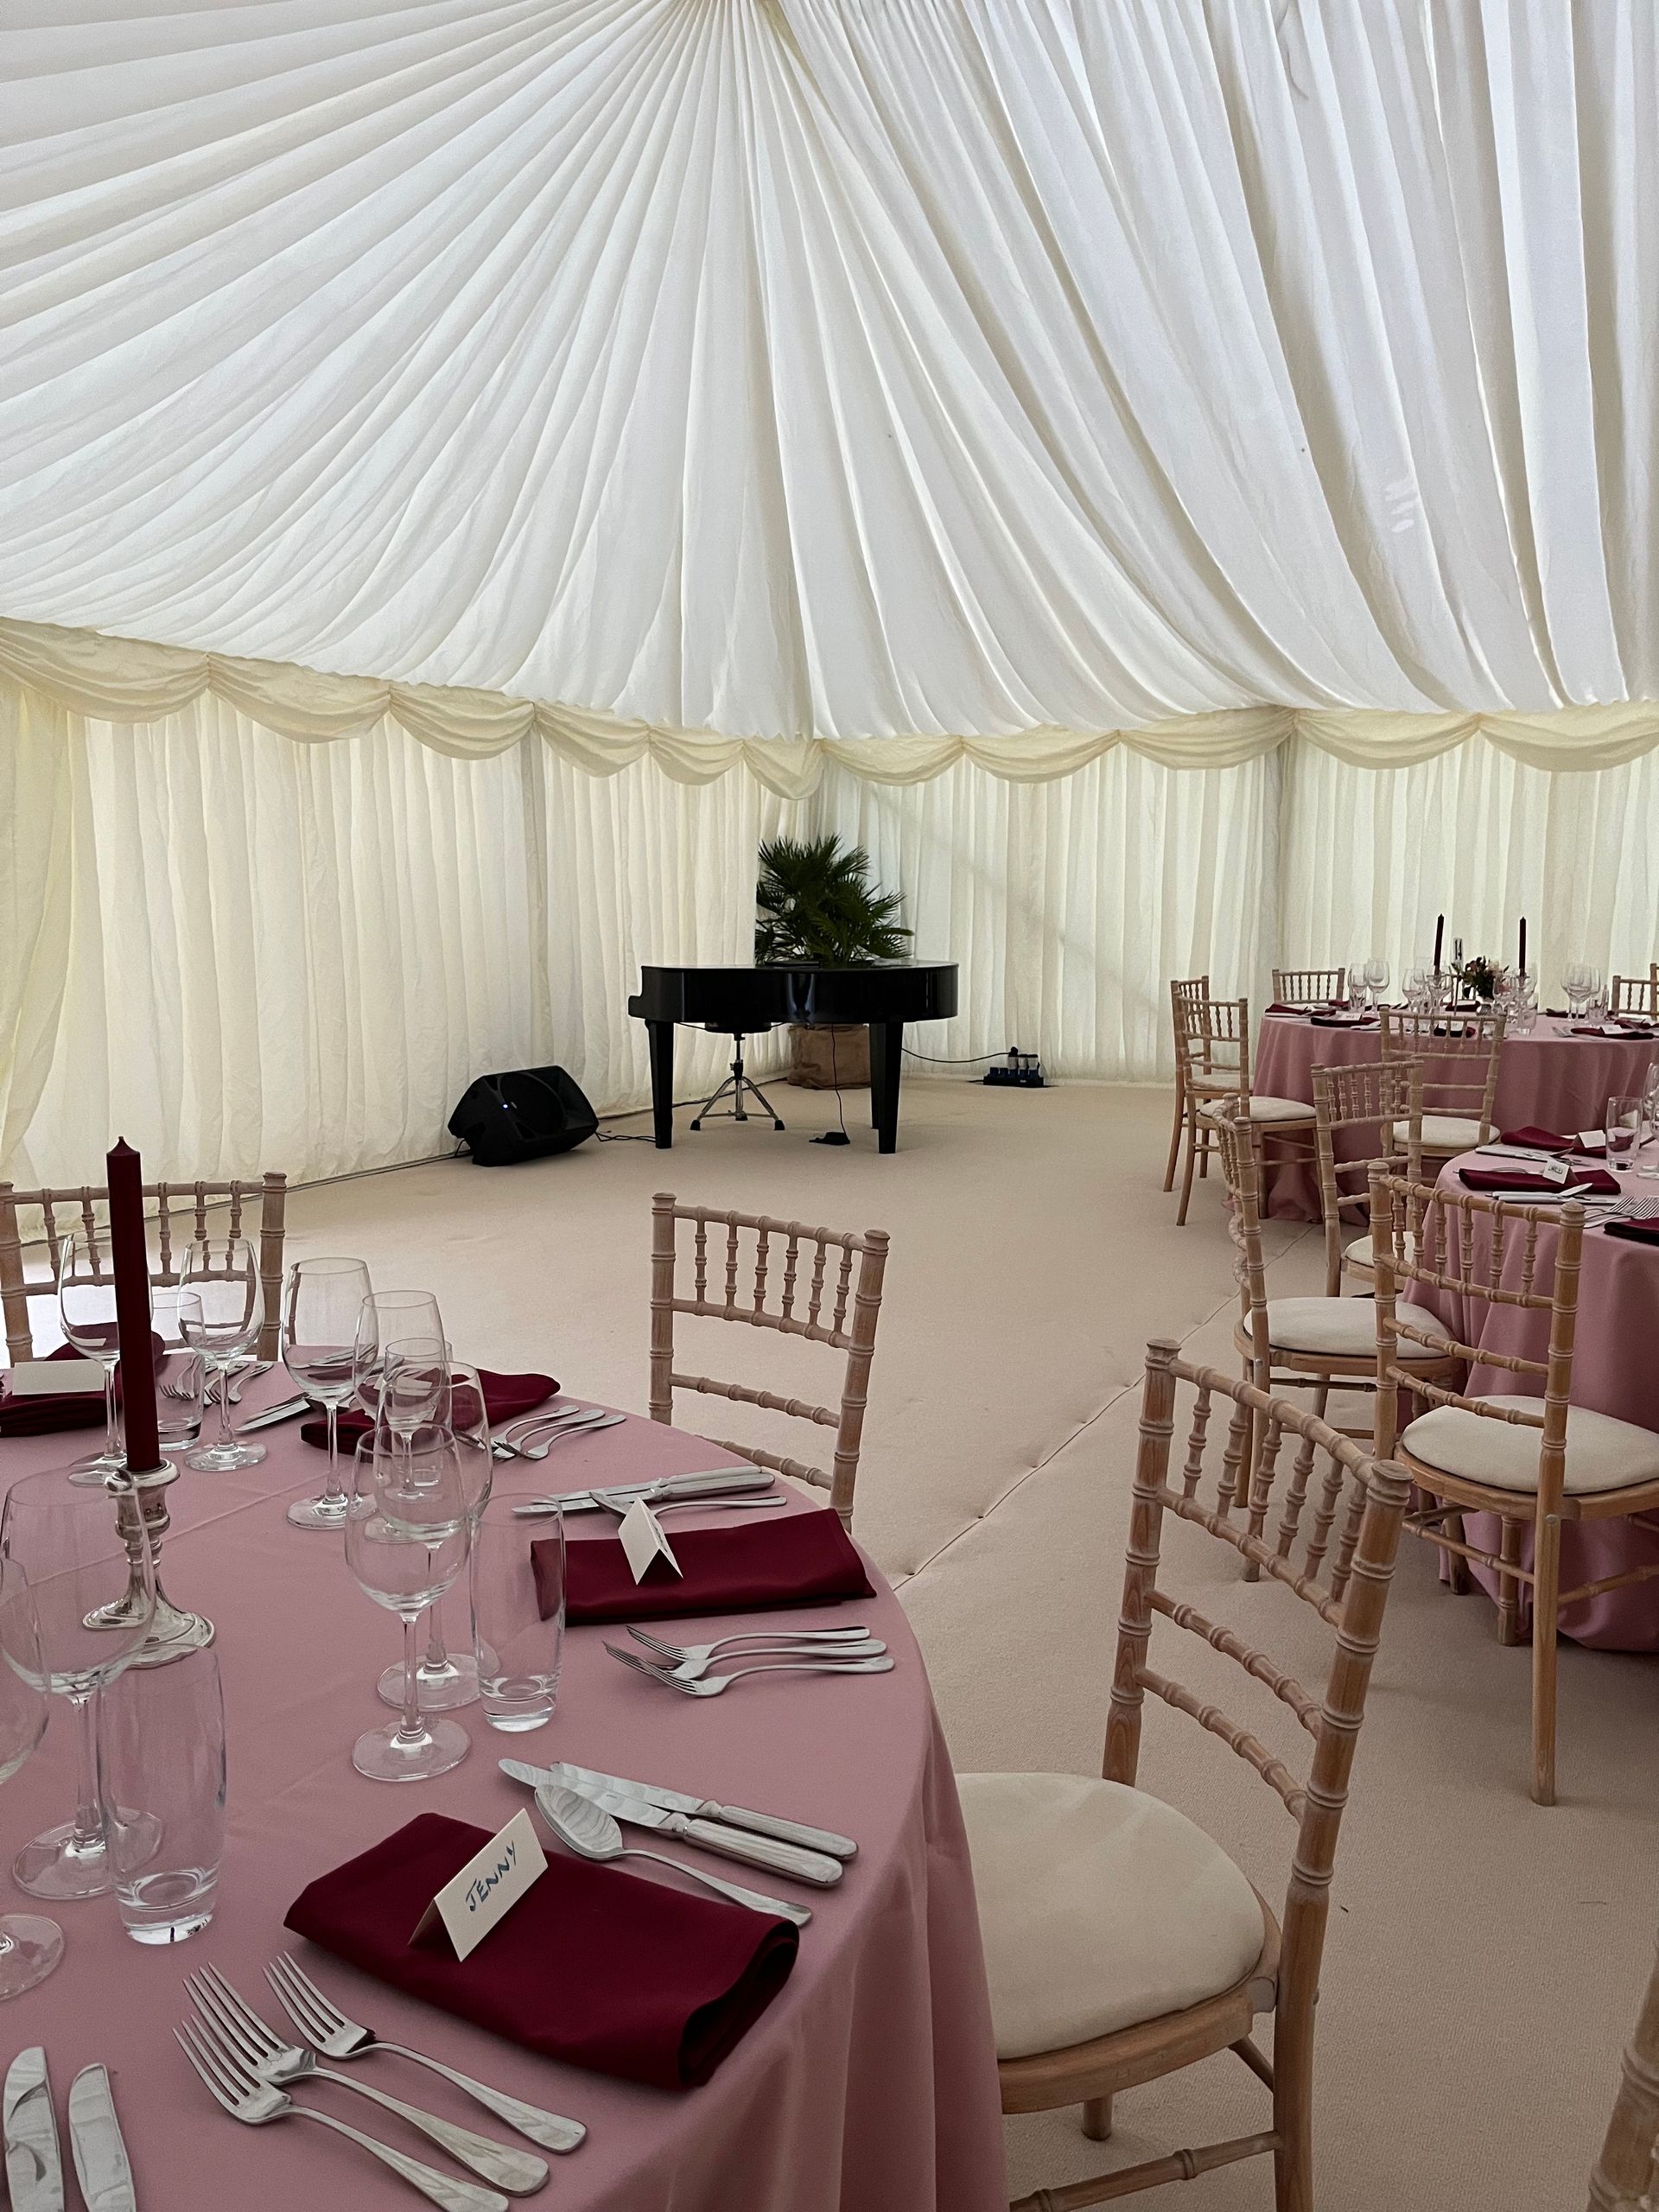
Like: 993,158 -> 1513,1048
448,1065 -> 598,1165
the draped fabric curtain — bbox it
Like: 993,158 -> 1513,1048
5,1 -> 1658,742
8,692 -> 1658,1191
0,693 -> 799,1188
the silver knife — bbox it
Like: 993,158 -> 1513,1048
238,1394 -> 312,1432
501,1761 -> 842,1885
501,1756 -> 856,1863
511,1468 -> 775,1517
5,2048 -> 63,2212
67,2068 -> 135,2212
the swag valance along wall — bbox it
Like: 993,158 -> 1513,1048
6,622 -> 1659,795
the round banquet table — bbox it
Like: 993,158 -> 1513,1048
1410,1153 -> 1659,1652
0,1372 -> 1007,2212
1253,1013 -> 1659,1221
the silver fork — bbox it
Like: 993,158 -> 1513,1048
622,1636 -> 887,1683
265,1954 -> 585,2153
186,1967 -> 548,2194
605,1643 -> 896,1697
175,2014 -> 510,2212
627,1623 -> 873,1662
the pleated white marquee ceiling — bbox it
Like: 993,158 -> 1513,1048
3,0 -> 1658,755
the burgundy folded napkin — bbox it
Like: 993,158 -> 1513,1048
0,1337 -> 162,1438
1604,1219 -> 1659,1247
285,1812 -> 797,2089
1266,1001 -> 1341,1015
1572,1024 -> 1639,1039
301,1366 -> 557,1451
1309,1012 -> 1376,1027
1459,1166 -> 1620,1197
544,1507 -> 874,1624
1498,1126 -> 1606,1156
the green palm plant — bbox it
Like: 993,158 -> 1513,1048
754,833 -> 912,966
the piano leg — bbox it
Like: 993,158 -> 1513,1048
646,1020 -> 676,1148
870,1021 -> 903,1154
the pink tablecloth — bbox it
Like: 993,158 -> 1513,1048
1254,1014 -> 1659,1220
1414,1154 -> 1659,1651
0,1374 -> 1007,2212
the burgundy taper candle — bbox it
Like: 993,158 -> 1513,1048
1519,916 -> 1527,976
105,1139 -> 162,1473
1433,913 -> 1444,974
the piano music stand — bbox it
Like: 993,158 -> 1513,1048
689,1035 -> 786,1134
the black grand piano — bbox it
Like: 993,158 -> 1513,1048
629,962 -> 958,1154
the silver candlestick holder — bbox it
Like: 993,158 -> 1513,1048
96,1461 -> 214,1668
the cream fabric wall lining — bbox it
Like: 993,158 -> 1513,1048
2,697 -> 798,1188
14,692 -> 1656,1192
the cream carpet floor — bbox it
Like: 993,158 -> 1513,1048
281,1077 -> 1657,2209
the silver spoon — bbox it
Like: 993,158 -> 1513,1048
532,1786 -> 811,1926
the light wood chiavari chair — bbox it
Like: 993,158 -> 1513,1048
648,1192 -> 889,1529
1370,1170 -> 1659,1804
1270,967 -> 1345,1007
0,1175 -> 288,1365
1170,998 -> 1313,1228
1587,1930 -> 1659,2210
1377,1007 -> 1504,1158
961,1342 -> 1409,2211
1610,973 -> 1659,1020
1163,976 -> 1211,1196
1309,1058 -> 1423,1295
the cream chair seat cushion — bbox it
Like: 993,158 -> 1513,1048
1262,1294 -> 1451,1362
1402,1397 -> 1659,1495
1196,1094 -> 1313,1126
957,1772 -> 1266,2061
1421,1113 -> 1485,1150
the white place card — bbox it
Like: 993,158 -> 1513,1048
618,1497 -> 681,1584
412,1808 -> 546,1961
5,1359 -> 105,1397
1541,1156 -> 1571,1186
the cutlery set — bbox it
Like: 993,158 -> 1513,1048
175,1959 -> 583,2209
148,1376 -> 880,2194
4,2050 -> 135,2212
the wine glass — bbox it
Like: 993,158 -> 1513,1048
56,1231 -> 127,1480
353,1293 -> 446,1424
0,1559 -> 66,1992
376,1360 -> 493,1714
4,1468 -> 156,1900
181,1238 -> 267,1471
282,1258 -> 372,1529
380,1336 -> 450,1446
1404,965 -> 1432,1012
1363,957 -> 1389,1007
1562,961 -> 1597,1018
1641,1063 -> 1659,1179
345,1430 -> 472,1782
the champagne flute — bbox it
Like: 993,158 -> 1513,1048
180,1237 -> 266,1471
56,1230 -> 127,1479
282,1258 -> 372,1529
5,1469 -> 156,1900
0,1559 -> 66,1992
376,1359 -> 493,1713
345,1430 -> 471,1782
